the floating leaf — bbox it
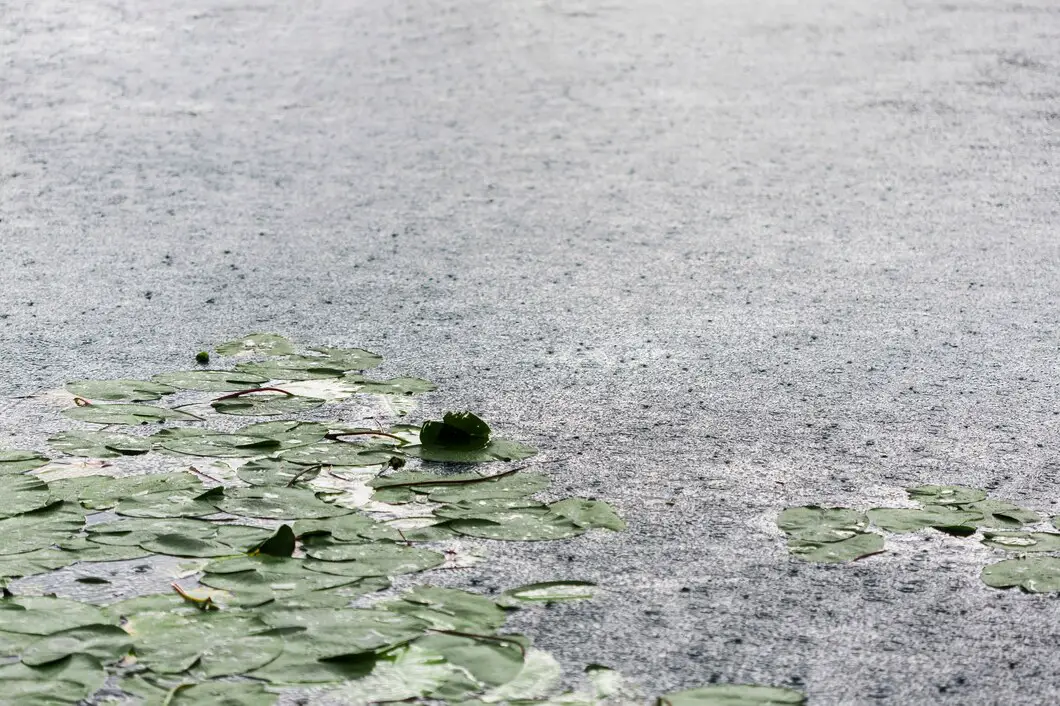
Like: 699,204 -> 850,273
115,486 -> 223,518
248,633 -> 379,684
0,654 -> 106,706
776,507 -> 867,543
982,531 -> 1060,553
434,498 -> 547,520
958,500 -> 1041,529
426,472 -> 550,503
449,512 -> 586,542
55,471 -> 203,511
139,528 -> 271,558
498,581 -> 597,606
258,607 -> 426,661
152,370 -> 269,392
62,402 -> 200,425
0,596 -> 111,635
158,431 -> 282,457
0,450 -> 49,475
279,442 -> 398,467
550,498 -> 626,531
236,348 -> 382,381
200,556 -> 358,602
386,585 -> 507,632
308,347 -> 384,370
906,485 -> 987,506
481,648 -> 563,702
65,379 -> 177,402
0,548 -> 80,580
413,633 -> 524,688
236,420 -> 328,448
294,513 -> 401,543
0,502 -> 85,555
215,487 -> 351,519
56,537 -> 150,563
787,532 -> 885,563
658,684 -> 807,705
126,678 -> 279,706
254,525 -> 296,557
238,458 -> 320,486
327,642 -> 476,703
866,506 -> 983,534
981,556 -> 1060,592
405,439 -> 538,464
21,624 -> 132,666
211,392 -> 325,417
0,475 -> 54,518
48,430 -> 153,458
304,541 -> 446,576
216,333 -> 296,356
420,411 -> 491,451
348,376 -> 437,395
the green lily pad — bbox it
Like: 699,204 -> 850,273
981,556 -> 1060,592
787,532 -> 885,563
152,370 -> 269,392
50,471 -> 203,510
139,527 -> 272,558
216,333 -> 296,356
413,633 -> 525,688
236,420 -> 328,448
0,654 -> 106,706
56,537 -> 151,563
48,430 -> 153,458
0,501 -> 85,555
21,624 -> 132,667
434,498 -> 547,520
0,596 -> 111,635
386,586 -> 507,632
254,524 -> 296,557
62,402 -> 201,425
866,506 -> 983,534
348,376 -> 437,395
294,513 -> 400,543
498,581 -> 597,605
958,500 -> 1041,529
235,349 -> 381,381
420,411 -> 491,451
86,517 -> 216,547
124,677 -> 279,706
158,431 -> 282,457
257,607 -> 426,660
215,486 -> 351,519
776,507 -> 867,543
448,512 -> 586,542
303,541 -> 446,576
0,451 -> 49,475
278,442 -> 399,467
406,439 -> 538,464
0,547 -> 81,580
65,379 -> 177,402
906,485 -> 987,506
115,486 -> 224,518
658,684 -> 807,705
0,475 -> 55,518
238,457 -> 321,486
200,556 -> 358,601
982,531 -> 1060,553
550,498 -> 626,531
248,633 -> 379,684
211,392 -> 325,417
426,472 -> 551,503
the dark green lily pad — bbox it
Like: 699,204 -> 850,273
215,487 -> 351,519
981,556 -> 1060,592
152,370 -> 269,392
211,392 -> 325,417
405,438 -> 538,464
21,624 -> 132,667
866,506 -> 983,534
0,451 -> 49,475
65,379 -> 177,402
420,411 -> 491,451
62,402 -> 201,425
787,532 -> 885,563
906,485 -> 987,506
216,333 -> 296,356
48,430 -> 153,458
982,531 -> 1060,553
115,486 -> 224,518
254,525 -> 296,557
658,684 -> 807,705
236,420 -> 328,448
237,457 -> 320,486
776,507 -> 867,543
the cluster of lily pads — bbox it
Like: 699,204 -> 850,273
0,334 -> 806,705
779,485 -> 1060,592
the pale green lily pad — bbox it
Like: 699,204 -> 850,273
425,473 -> 551,503
257,607 -> 426,661
866,506 -> 983,534
63,402 -> 201,425
235,348 -> 381,381
65,379 -> 177,402
907,485 -> 987,506
0,547 -> 81,580
348,376 -> 437,395
247,633 -> 379,684
21,624 -> 132,666
50,471 -> 202,510
278,442 -> 399,467
413,633 -> 524,688
215,487 -> 351,519
981,556 -> 1060,592
158,431 -> 282,457
216,333 -> 296,356
200,556 -> 358,601
294,513 -> 401,542
0,475 -> 55,518
86,517 -> 217,546
776,507 -> 867,543
303,541 -> 446,576
405,439 -> 538,464
787,532 -> 885,563
55,537 -> 151,563
434,498 -> 547,520
982,531 -> 1060,553
115,487 -> 224,518
238,458 -> 320,486
448,512 -> 586,542
385,585 -> 507,632
0,654 -> 106,706
152,370 -> 269,392
959,500 -> 1041,529
550,498 -> 626,531
0,596 -> 111,635
236,420 -> 328,448
498,581 -> 597,605
48,430 -> 152,458
123,676 -> 279,706
0,502 -> 85,555
0,451 -> 49,475
211,392 -> 325,417
659,684 -> 807,705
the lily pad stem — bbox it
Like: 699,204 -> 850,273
286,464 -> 323,487
213,387 -> 295,401
327,430 -> 409,444
378,465 -> 525,490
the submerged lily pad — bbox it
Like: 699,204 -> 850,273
0,450 -> 49,475
65,379 -> 177,402
981,556 -> 1060,593
62,403 -> 200,426
907,485 -> 987,506
216,333 -> 297,356
49,430 -> 153,458
776,507 -> 867,543
787,532 -> 885,563
658,684 -> 806,705
152,370 -> 269,392
211,392 -> 325,417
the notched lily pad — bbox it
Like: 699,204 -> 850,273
787,532 -> 885,563
65,379 -> 177,402
981,556 -> 1060,593
279,442 -> 399,467
776,506 -> 867,543
21,624 -> 132,666
958,500 -> 1041,529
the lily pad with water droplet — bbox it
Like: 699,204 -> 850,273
216,333 -> 296,357
65,379 -> 178,402
982,531 -> 1060,553
550,498 -> 626,531
776,507 -> 867,543
981,556 -> 1060,592
48,430 -> 153,458
787,532 -> 885,563
152,370 -> 270,392
906,485 -> 987,506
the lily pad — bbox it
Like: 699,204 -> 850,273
238,458 -> 321,487
0,548 -> 81,580
426,472 -> 551,503
62,402 -> 200,425
21,624 -> 132,666
776,507 -> 867,543
0,475 -> 54,518
48,430 -> 153,458
981,556 -> 1060,592
115,486 -> 224,518
348,376 -> 437,395
235,348 -> 381,381
498,581 -> 597,605
550,498 -> 626,531
254,524 -> 296,557
658,684 -> 807,705
420,411 -> 491,451
304,541 -> 446,576
65,379 -> 177,402
406,438 -> 538,464
0,654 -> 106,706
279,441 -> 399,467
958,500 -> 1041,529
158,431 -> 282,457
981,531 -> 1060,553
257,607 -> 426,661
294,513 -> 401,543
386,585 -> 507,632
236,420 -> 328,448
54,471 -> 203,511
201,556 -> 359,602
0,596 -> 111,635
866,506 -> 983,534
215,487 -> 351,519
413,633 -> 525,688
906,485 -> 987,506
216,333 -> 296,356
211,392 -> 325,417
86,517 -> 218,546
152,370 -> 269,392
0,451 -> 49,475
0,501 -> 85,555
448,512 -> 586,542
787,532 -> 885,563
